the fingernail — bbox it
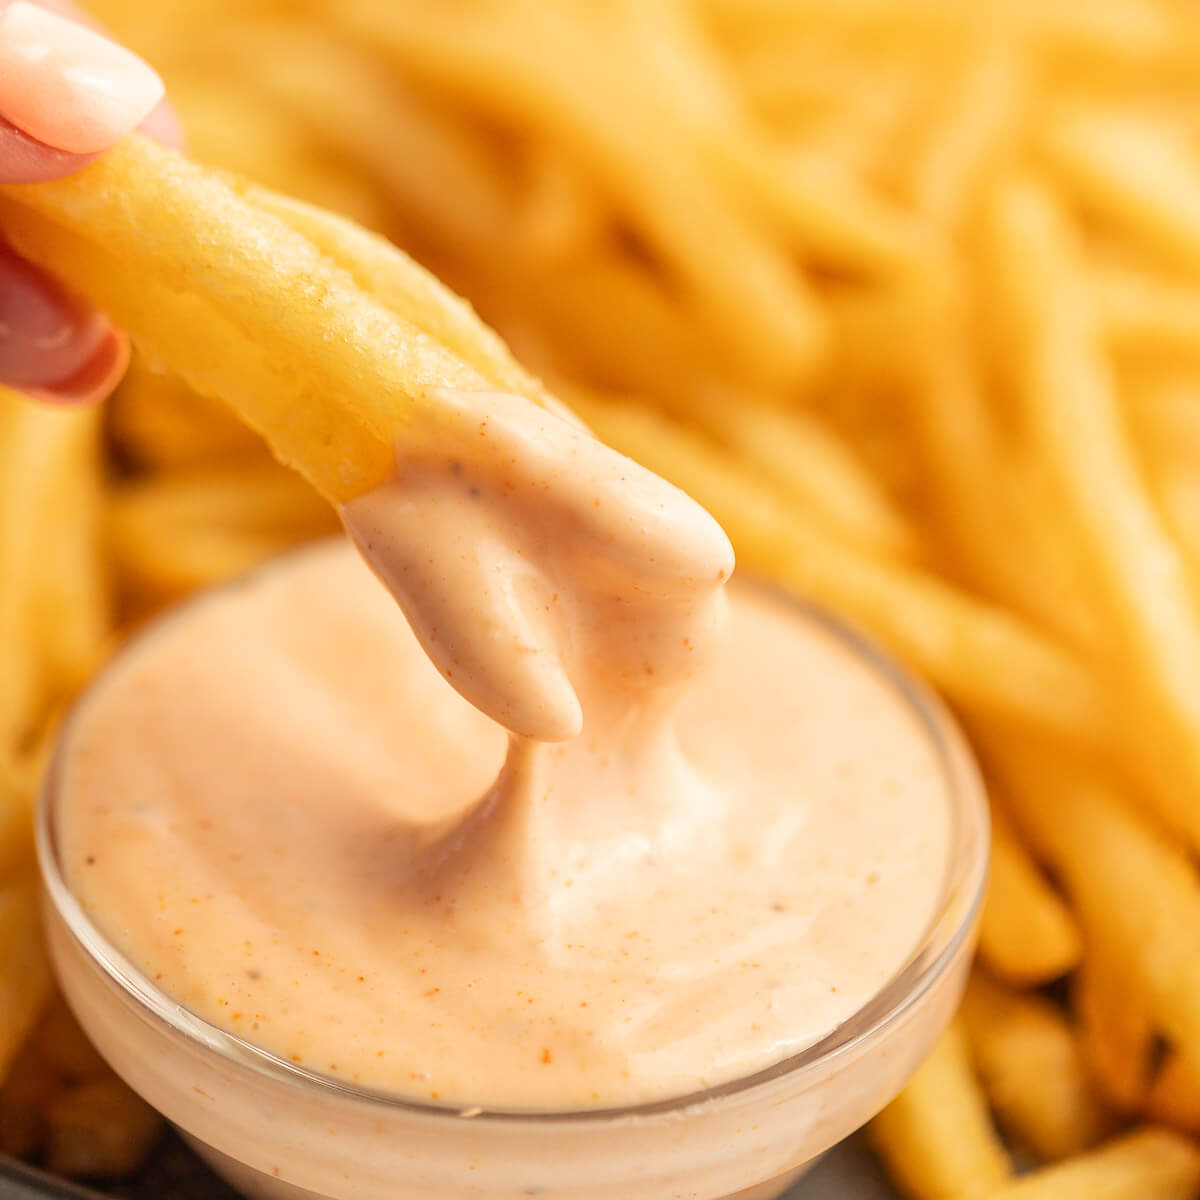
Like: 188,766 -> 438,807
0,1 -> 164,155
21,324 -> 129,406
0,239 -> 128,404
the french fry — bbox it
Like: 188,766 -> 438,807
45,1076 -> 162,1180
977,804 -> 1081,987
845,280 -> 1104,653
108,359 -> 267,470
1097,264 -> 1200,363
0,392 -> 108,751
996,750 -> 1200,1086
869,1019 -> 1013,1200
698,0 -> 1173,65
575,395 -> 1114,750
1124,375 -> 1200,567
110,461 -> 340,603
0,136 -> 543,504
982,174 -> 1200,850
0,1026 -> 62,1160
1073,943 -> 1158,1113
1144,1051 -> 1200,1138
1042,108 -> 1200,274
208,25 -> 520,257
496,251 -> 727,411
338,0 -> 828,388
960,972 -> 1113,1160
0,871 -> 52,1083
33,994 -> 110,1086
695,399 -> 922,562
34,405 -> 111,703
907,45 -> 1027,233
0,754 -> 37,881
981,1128 -> 1200,1200
111,461 -> 337,542
248,187 -> 555,413
167,72 -> 398,234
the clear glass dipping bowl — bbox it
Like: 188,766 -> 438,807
37,546 -> 988,1200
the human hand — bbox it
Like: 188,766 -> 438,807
0,0 -> 176,404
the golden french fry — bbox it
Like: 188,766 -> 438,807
703,123 -> 943,277
1042,108 -> 1200,274
108,359 -> 266,470
1145,1051 -> 1200,1138
498,251 -> 727,412
575,395 -> 1113,750
1073,943 -> 1158,1113
0,136 -> 543,504
1096,264 -> 1200,363
1123,375 -> 1200,567
0,754 -> 37,881
0,392 -> 108,749
982,174 -> 1200,850
337,0 -> 827,388
110,462 -> 341,603
45,1076 -> 162,1180
869,1020 -> 1012,1200
0,1027 -> 62,1160
996,750 -> 1200,1088
696,399 -> 922,562
207,26 -> 520,256
34,407 -> 111,703
0,871 -> 52,1083
977,804 -> 1081,987
907,45 -> 1026,233
111,461 -> 337,540
249,187 -> 554,411
961,971 -> 1113,1160
981,1128 -> 1200,1200
699,0 -> 1173,65
33,994 -> 111,1086
840,280 -> 1103,653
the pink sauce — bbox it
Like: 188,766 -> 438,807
57,391 -> 950,1109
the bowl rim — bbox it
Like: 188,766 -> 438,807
37,539 -> 989,1126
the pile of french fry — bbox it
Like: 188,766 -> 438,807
6,0 -> 1200,1192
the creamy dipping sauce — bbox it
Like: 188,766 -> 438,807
56,391 -> 951,1110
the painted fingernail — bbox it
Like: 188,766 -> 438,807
0,2 -> 164,155
0,240 -> 128,404
20,324 -> 129,406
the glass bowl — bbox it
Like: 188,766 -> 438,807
36,546 -> 988,1200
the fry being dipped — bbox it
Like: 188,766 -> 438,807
0,135 -> 724,740
0,135 -> 552,504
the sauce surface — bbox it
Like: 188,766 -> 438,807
58,539 -> 950,1109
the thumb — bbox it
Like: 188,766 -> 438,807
0,1 -> 163,159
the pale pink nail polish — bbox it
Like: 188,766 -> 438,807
21,325 -> 129,406
0,1 -> 164,155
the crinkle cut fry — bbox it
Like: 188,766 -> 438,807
0,135 -> 552,504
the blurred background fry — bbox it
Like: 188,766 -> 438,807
7,0 -> 1200,1195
